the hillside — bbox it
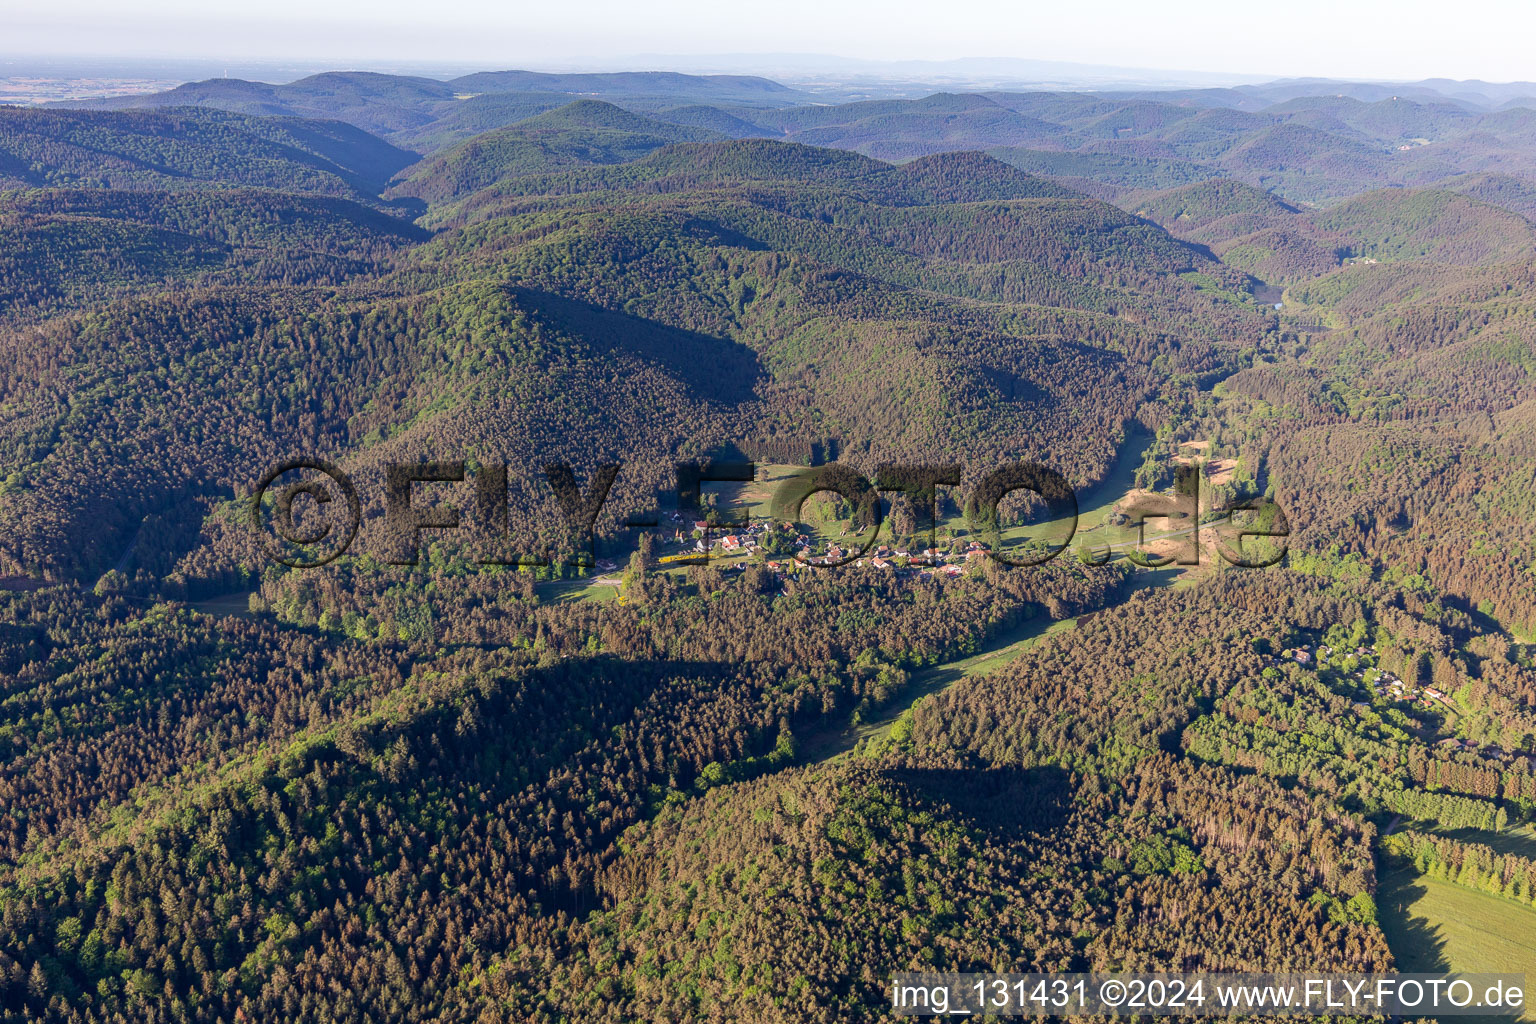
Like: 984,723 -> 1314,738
0,105 -> 416,198
64,72 -> 460,137
1214,226 -> 1342,283
756,93 -> 1066,160
1124,180 -> 1536,285
4,69 -> 1536,1024
385,100 -> 725,202
385,91 -> 575,153
0,188 -> 425,323
1432,171 -> 1536,219
423,139 -> 1082,227
1130,178 -> 1299,244
1307,188 -> 1536,264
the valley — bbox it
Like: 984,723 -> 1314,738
1,57 -> 1535,1024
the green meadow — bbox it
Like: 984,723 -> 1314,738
1379,866 -> 1536,1024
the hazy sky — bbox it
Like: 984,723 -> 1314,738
7,0 -> 1536,82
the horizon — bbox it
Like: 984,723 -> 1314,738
5,52 -> 1536,102
6,0 -> 1536,85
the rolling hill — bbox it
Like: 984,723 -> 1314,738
1307,188 -> 1536,264
52,69 -> 1536,209
5,64 -> 1536,1024
62,69 -> 812,151
1432,171 -> 1536,219
1130,178 -> 1300,243
385,100 -> 727,203
0,105 -> 416,199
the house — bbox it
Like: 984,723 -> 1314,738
1424,688 -> 1443,700
721,535 -> 741,551
871,557 -> 891,570
1294,650 -> 1312,665
692,521 -> 709,532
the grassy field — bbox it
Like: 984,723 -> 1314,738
1438,824 -> 1536,861
536,575 -> 619,603
1378,866 -> 1536,1023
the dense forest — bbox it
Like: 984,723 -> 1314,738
1,66 -> 1535,1022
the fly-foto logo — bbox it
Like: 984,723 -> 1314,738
250,458 -> 1290,570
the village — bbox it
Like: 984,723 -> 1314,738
1280,640 -> 1524,767
641,511 -> 999,580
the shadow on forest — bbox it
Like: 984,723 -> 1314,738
380,654 -> 744,919
509,287 -> 766,406
877,765 -> 1074,839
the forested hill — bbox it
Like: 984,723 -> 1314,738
385,100 -> 729,203
0,119 -> 1265,586
2,77 -> 1536,1024
0,106 -> 416,199
51,69 -> 1536,208
409,138 -> 1084,221
1128,178 -> 1536,282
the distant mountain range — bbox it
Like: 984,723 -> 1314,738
45,68 -> 1536,212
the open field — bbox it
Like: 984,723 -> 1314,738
1379,866 -> 1536,1023
1438,825 -> 1536,861
537,574 -> 620,603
